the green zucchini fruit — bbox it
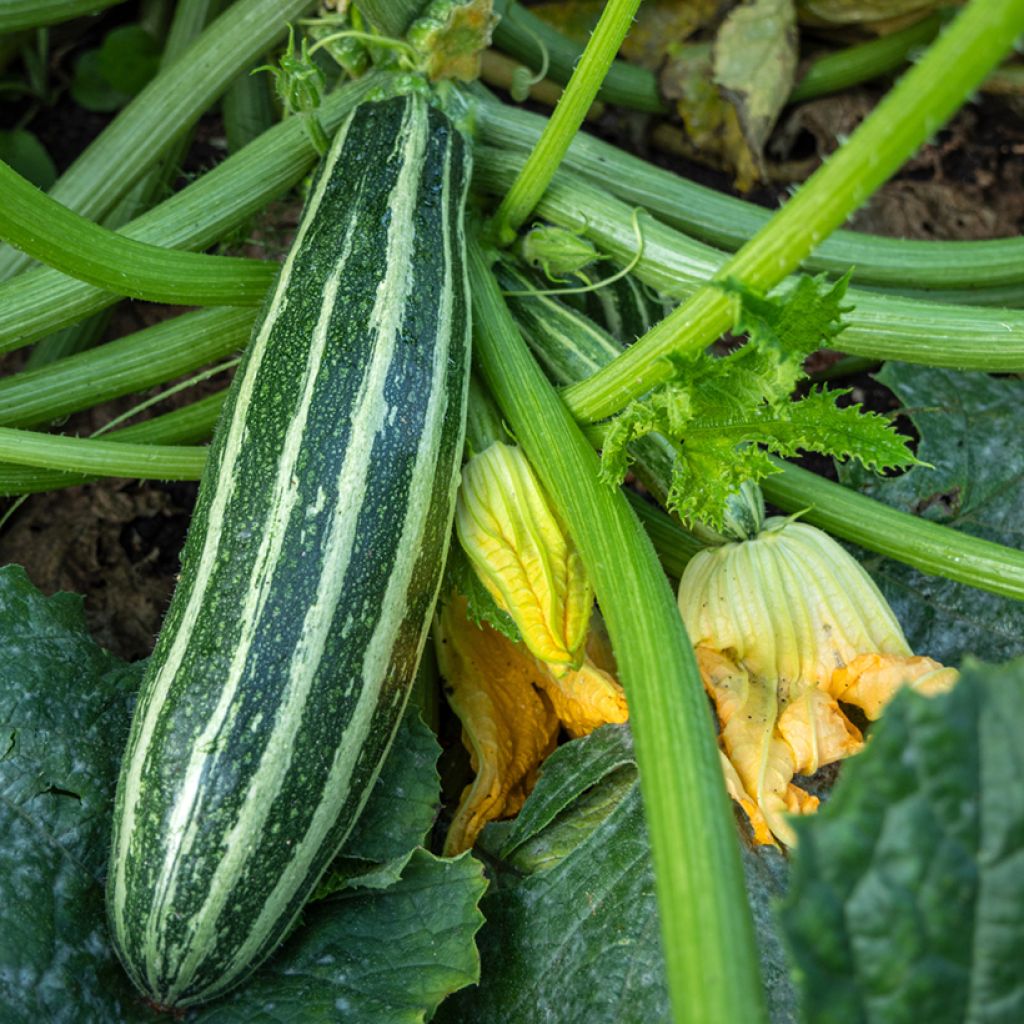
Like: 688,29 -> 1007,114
106,93 -> 471,1008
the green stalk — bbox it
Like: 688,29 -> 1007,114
561,0 -> 1024,423
468,237 -> 767,1024
0,160 -> 275,305
761,462 -> 1024,601
625,490 -> 702,579
25,0 -> 221,369
223,64 -> 277,154
464,374 -> 507,455
790,12 -> 944,102
489,0 -> 642,244
491,0 -> 665,113
0,0 -> 315,280
0,429 -> 206,479
503,267 -> 1024,602
0,308 -> 252,428
0,0 -> 123,31
475,151 -> 1024,372
471,93 -> 1024,293
0,73 -> 381,353
0,392 -> 225,496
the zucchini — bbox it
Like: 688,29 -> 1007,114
106,93 -> 471,1007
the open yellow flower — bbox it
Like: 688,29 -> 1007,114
435,594 -> 627,855
456,441 -> 593,672
679,515 -> 957,846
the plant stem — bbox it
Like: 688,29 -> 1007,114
491,0 -> 664,113
489,0 -> 642,244
467,236 -> 767,1024
0,429 -> 206,480
464,375 -> 507,455
475,152 -> 1024,372
0,0 -> 123,31
625,490 -> 702,579
471,91 -> 1024,293
560,0 -> 1024,423
0,0 -> 316,280
789,12 -> 944,102
504,267 -> 1024,602
0,72 -> 381,353
760,462 -> 1024,601
0,392 -> 226,496
0,160 -> 275,305
0,308 -> 252,428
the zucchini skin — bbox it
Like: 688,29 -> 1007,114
106,94 -> 471,1007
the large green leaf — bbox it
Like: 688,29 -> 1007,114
840,364 -> 1024,662
0,565 -> 484,1022
781,657 -> 1024,1024
436,725 -> 798,1024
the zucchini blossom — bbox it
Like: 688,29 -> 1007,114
436,595 -> 627,856
678,515 -> 957,846
456,441 -> 593,674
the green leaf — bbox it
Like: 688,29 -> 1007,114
727,273 -> 851,357
70,49 -> 133,112
0,565 -> 484,1021
194,850 -> 487,1024
840,364 -> 1024,662
0,130 -> 57,190
98,26 -> 161,97
437,725 -> 799,1024
781,657 -> 1024,1024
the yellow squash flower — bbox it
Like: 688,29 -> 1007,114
435,595 -> 628,855
678,515 -> 957,846
456,441 -> 593,672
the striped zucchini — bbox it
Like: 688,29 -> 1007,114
107,93 -> 471,1007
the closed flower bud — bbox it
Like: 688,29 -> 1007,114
456,442 -> 593,672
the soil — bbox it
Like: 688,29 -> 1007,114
1,13 -> 1022,660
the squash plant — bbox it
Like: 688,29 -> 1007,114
0,1 -> 1022,1022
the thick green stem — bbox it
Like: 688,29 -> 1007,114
491,0 -> 664,113
468,237 -> 767,1024
0,0 -> 124,31
0,308 -> 252,428
0,430 -> 206,480
0,161 -> 275,305
475,152 -> 1024,372
504,268 -> 1024,603
0,0 -> 315,280
464,375 -> 507,455
0,393 -> 225,496
0,73 -> 381,353
625,491 -> 702,579
470,91 -> 1024,293
790,12 -> 944,102
760,463 -> 1024,601
561,0 -> 1024,422
489,0 -> 642,244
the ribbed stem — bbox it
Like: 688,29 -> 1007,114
562,0 -> 1024,422
468,236 -> 767,1024
489,0 -> 642,244
0,0 -> 123,31
0,73 -> 381,353
0,0 -> 316,280
0,392 -> 225,496
474,152 -> 1024,372
470,92 -> 1024,293
0,308 -> 252,428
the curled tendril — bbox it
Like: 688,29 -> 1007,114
502,207 -> 648,299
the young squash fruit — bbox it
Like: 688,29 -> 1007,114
106,93 -> 471,1007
